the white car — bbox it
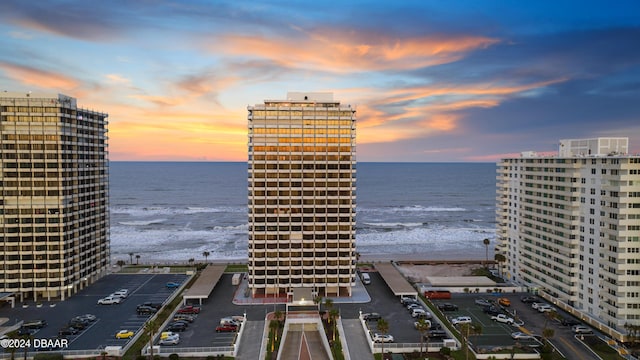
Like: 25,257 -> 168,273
159,334 -> 180,345
414,319 -> 432,329
451,316 -> 472,325
511,332 -> 534,340
572,325 -> 593,334
537,304 -> 556,313
111,292 -> 127,299
411,308 -> 430,318
491,314 -> 515,324
372,333 -> 394,343
531,302 -> 547,310
97,296 -> 121,305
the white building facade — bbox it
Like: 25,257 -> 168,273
0,92 -> 109,302
247,92 -> 357,298
496,138 -> 640,341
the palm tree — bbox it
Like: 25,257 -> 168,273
376,318 -> 389,359
116,260 -> 126,268
483,238 -> 491,266
460,322 -> 482,360
324,298 -> 334,313
144,319 -> 159,360
329,308 -> 339,341
135,254 -> 141,265
188,258 -> 195,266
202,251 -> 210,263
273,309 -> 284,325
416,318 -> 431,357
128,252 -> 134,265
269,319 -> 279,351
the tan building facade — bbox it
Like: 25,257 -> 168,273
247,92 -> 357,298
0,92 -> 109,302
496,138 -> 640,341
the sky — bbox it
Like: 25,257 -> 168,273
1,0 -> 639,162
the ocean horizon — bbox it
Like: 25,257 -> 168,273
109,161 -> 497,264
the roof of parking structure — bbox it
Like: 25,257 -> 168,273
374,262 -> 418,297
425,276 -> 496,287
182,264 -> 226,303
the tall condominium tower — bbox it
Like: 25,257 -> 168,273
247,92 -> 357,298
0,92 -> 109,302
496,137 -> 640,341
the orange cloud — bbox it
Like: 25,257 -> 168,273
214,30 -> 499,72
0,62 -> 79,90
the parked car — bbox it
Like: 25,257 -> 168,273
572,325 -> 593,334
426,329 -> 447,338
372,333 -> 394,343
138,302 -> 163,310
167,322 -> 188,332
412,308 -> 431,318
22,320 -> 48,329
362,313 -> 381,321
537,304 -> 556,313
482,306 -> 501,316
531,302 -> 547,310
438,303 -> 459,311
498,297 -> 511,307
177,305 -> 200,314
76,314 -> 96,322
216,324 -> 239,332
97,296 -> 121,305
400,297 -> 418,305
560,317 -> 581,326
111,291 -> 127,299
491,314 -> 515,324
173,314 -> 195,322
159,334 -> 180,345
451,316 -> 472,325
160,331 -> 178,339
115,330 -> 134,339
511,332 -> 534,340
474,298 -> 492,307
166,282 -> 181,289
520,296 -> 539,303
407,303 -> 423,311
137,306 -> 158,315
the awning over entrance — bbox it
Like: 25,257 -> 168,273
182,264 -> 226,305
375,262 -> 418,298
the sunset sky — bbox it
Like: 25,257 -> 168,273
1,0 -> 639,161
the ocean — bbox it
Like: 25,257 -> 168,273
109,162 -> 497,263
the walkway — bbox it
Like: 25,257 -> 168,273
342,319 -> 374,360
235,320 -> 265,360
280,326 -> 330,360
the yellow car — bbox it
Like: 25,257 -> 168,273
115,330 -> 134,339
498,297 -> 511,307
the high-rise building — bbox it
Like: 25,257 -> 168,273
247,92 -> 357,298
496,137 -> 640,341
0,92 -> 109,302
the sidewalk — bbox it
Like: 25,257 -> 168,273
232,276 -> 371,305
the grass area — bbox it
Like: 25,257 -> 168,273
225,264 -> 248,273
581,336 -> 626,360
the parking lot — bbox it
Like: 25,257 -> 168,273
0,273 -> 188,350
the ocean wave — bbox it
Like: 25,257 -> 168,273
110,205 -> 246,216
363,222 -> 424,227
118,219 -> 167,226
358,205 -> 466,213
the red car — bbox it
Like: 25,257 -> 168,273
177,306 -> 201,314
215,324 -> 238,332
